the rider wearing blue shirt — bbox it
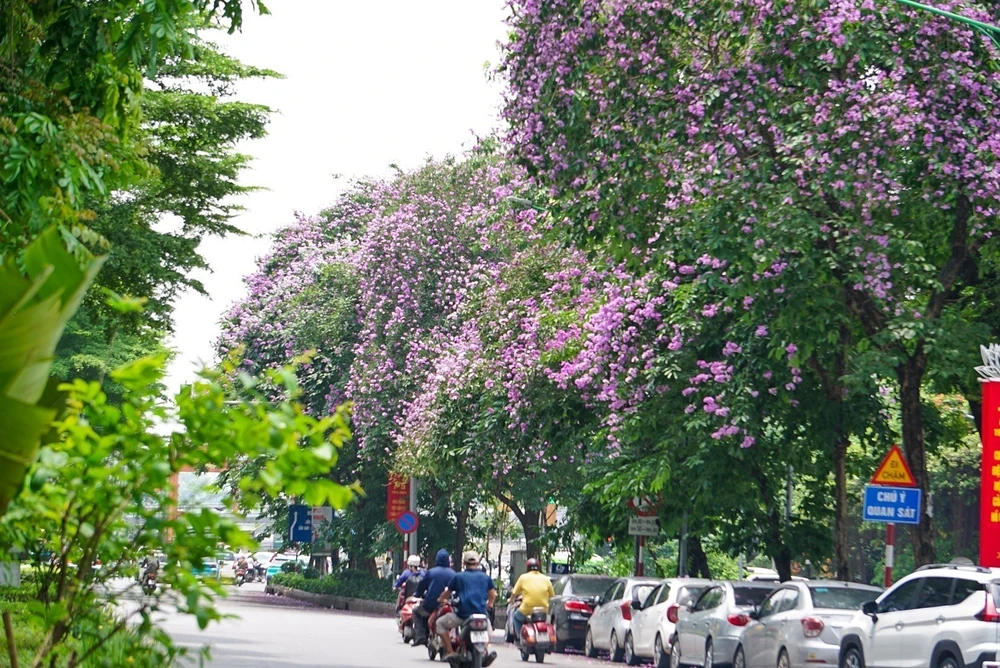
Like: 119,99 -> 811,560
436,551 -> 496,662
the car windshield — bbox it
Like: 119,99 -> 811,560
733,586 -> 772,608
809,586 -> 880,610
571,578 -> 615,596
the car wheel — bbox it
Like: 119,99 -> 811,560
705,639 -> 714,668
777,649 -> 789,668
840,646 -> 865,668
551,618 -> 566,654
670,635 -> 684,668
624,632 -> 639,666
610,631 -> 625,663
935,655 -> 959,668
653,634 -> 669,668
584,628 -> 598,658
734,645 -> 746,668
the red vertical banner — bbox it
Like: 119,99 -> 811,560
386,473 -> 410,522
981,381 -> 1000,567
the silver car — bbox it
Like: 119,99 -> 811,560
671,581 -> 774,668
626,578 -> 713,667
585,576 -> 663,662
736,580 -> 881,668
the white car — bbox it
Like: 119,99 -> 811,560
671,580 -> 775,668
838,564 -> 1000,668
584,576 -> 663,662
737,580 -> 881,668
624,578 -> 713,667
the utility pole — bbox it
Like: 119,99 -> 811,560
409,478 -> 419,557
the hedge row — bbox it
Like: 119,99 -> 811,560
271,570 -> 396,603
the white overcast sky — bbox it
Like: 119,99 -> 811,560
165,0 -> 507,394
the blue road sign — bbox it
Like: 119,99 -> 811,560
395,510 -> 419,534
863,485 -> 922,525
289,504 -> 313,542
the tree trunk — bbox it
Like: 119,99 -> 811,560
522,509 -> 541,559
688,535 -> 710,579
897,357 -> 936,566
834,430 -> 850,581
454,505 -> 469,562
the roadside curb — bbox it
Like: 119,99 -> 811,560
270,585 -> 508,626
271,585 -> 397,616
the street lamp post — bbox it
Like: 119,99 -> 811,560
891,0 -> 1000,49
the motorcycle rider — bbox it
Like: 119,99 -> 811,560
510,557 -> 555,642
235,553 -> 250,581
412,549 -> 454,646
436,551 -> 497,665
139,554 -> 159,589
394,554 -> 424,610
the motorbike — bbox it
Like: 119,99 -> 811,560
141,571 -> 157,595
235,566 -> 252,586
427,601 -> 494,667
398,596 -> 420,643
517,607 -> 550,664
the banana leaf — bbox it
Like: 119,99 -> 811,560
0,228 -> 104,516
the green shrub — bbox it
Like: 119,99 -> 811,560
271,570 -> 395,602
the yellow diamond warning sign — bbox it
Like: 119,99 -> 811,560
871,445 -> 917,487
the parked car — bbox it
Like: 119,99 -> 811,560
671,580 -> 775,668
737,579 -> 881,668
264,552 -> 296,592
217,551 -> 237,579
548,574 -> 616,652
192,557 -> 219,579
623,578 -> 713,667
585,576 -> 663,662
838,563 -> 1000,668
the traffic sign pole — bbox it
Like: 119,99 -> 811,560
409,477 -> 418,557
885,523 -> 895,587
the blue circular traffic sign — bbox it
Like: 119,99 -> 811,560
395,511 -> 419,534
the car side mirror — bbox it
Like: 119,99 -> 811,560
748,609 -> 760,621
630,598 -> 641,610
862,600 -> 878,621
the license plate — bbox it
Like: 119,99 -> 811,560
470,631 -> 489,644
982,663 -> 1000,668
535,632 -> 549,644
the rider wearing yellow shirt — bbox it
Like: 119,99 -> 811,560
510,558 -> 555,640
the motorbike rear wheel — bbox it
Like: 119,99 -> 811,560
520,647 -> 530,662
427,645 -> 437,661
471,650 -> 483,668
534,650 -> 545,663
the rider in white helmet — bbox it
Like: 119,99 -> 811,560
394,554 -> 425,609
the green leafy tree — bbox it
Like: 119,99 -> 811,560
1,354 -> 352,667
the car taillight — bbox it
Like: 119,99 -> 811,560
564,600 -> 593,614
977,593 -> 1000,622
666,604 -> 679,624
801,617 -> 824,637
621,601 -> 632,621
727,614 -> 750,626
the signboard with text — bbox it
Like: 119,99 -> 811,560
311,506 -> 333,554
628,516 -> 660,536
289,504 -> 312,543
386,473 -> 410,522
863,486 -> 921,525
982,382 -> 1000,567
870,445 -> 917,487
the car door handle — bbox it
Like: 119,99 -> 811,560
935,616 -> 945,625
895,622 -> 904,631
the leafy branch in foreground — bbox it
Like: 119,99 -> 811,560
0,354 -> 353,667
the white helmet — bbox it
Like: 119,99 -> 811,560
407,554 -> 421,567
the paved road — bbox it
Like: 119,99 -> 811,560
153,582 -> 620,667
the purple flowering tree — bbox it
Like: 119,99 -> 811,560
501,0 -> 1000,567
